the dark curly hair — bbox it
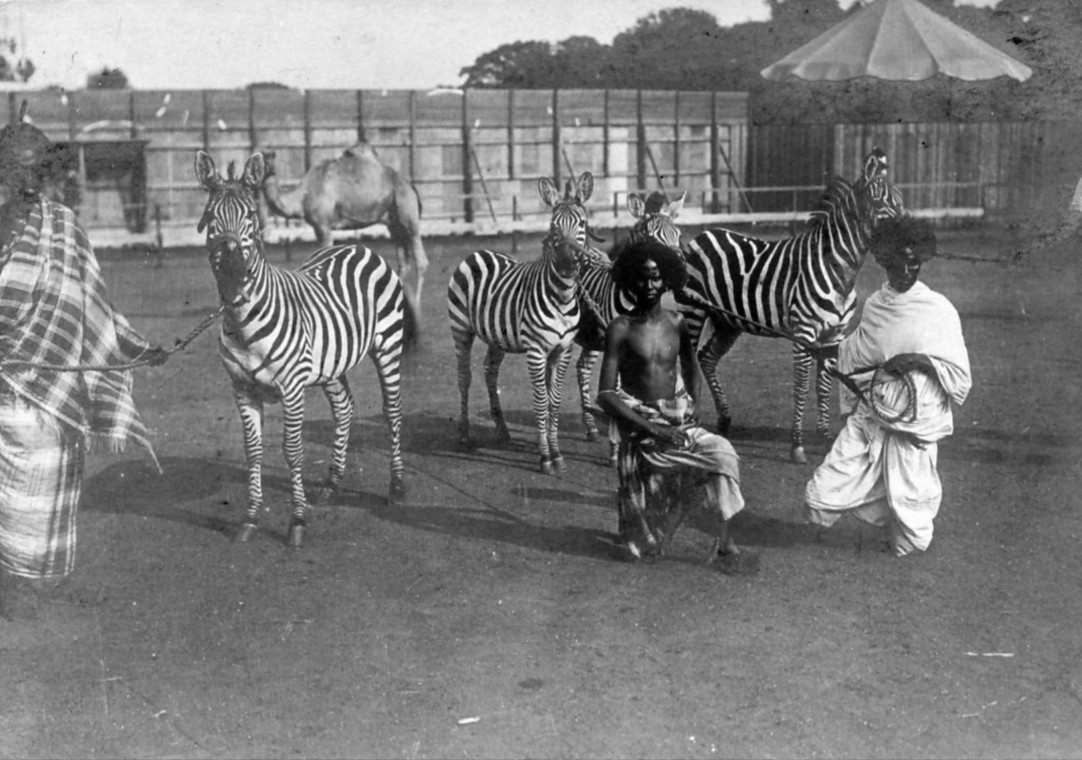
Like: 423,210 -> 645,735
610,237 -> 688,292
870,214 -> 937,266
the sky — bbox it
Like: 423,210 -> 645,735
1,0 -> 1000,92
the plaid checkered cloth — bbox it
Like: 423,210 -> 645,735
0,196 -> 157,463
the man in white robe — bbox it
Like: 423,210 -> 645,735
804,216 -> 971,556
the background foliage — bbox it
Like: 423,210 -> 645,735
458,0 -> 1081,125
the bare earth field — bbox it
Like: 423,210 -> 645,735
1,227 -> 1080,759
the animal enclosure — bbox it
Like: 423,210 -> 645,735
2,88 -> 1073,247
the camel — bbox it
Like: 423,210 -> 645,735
259,144 -> 428,322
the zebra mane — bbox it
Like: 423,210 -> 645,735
807,176 -> 869,230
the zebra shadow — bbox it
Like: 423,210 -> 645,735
83,456 -> 253,536
364,498 -> 621,562
82,455 -> 331,541
700,422 -> 839,463
397,410 -> 607,473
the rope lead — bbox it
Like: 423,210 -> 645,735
0,306 -> 224,373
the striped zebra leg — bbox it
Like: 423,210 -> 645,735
315,378 -> 354,505
790,347 -> 815,465
543,346 -> 573,473
452,327 -> 475,446
698,326 -> 740,436
233,390 -> 265,544
483,344 -> 512,442
371,337 -> 407,504
280,389 -> 311,547
526,345 -> 559,474
575,348 -> 601,442
815,356 -> 835,439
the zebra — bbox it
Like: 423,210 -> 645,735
572,190 -> 686,449
448,172 -> 593,474
676,147 -> 905,465
194,150 -> 410,547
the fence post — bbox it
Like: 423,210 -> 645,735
710,91 -> 720,213
129,90 -> 137,139
303,90 -> 312,171
507,89 -> 515,180
66,91 -> 77,142
202,90 -> 211,153
603,89 -> 610,178
408,89 -> 417,181
356,89 -> 365,143
636,90 -> 646,193
461,90 -> 474,224
551,89 -> 561,187
673,91 -> 681,188
248,87 -> 257,152
512,195 -> 519,254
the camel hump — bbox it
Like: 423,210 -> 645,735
343,142 -> 379,161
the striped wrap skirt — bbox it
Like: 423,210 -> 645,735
0,392 -> 84,579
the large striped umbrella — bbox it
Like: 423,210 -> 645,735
760,0 -> 1032,82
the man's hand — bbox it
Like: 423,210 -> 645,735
646,421 -> 689,449
882,352 -> 931,376
142,346 -> 169,366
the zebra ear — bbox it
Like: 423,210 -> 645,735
627,192 -> 646,219
668,191 -> 687,218
575,172 -> 594,203
538,177 -> 559,207
194,150 -> 219,190
863,147 -> 888,182
243,153 -> 265,189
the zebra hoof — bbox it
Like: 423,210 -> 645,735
540,459 -> 554,475
552,456 -> 566,473
234,522 -> 258,543
388,480 -> 407,506
717,416 -> 733,436
287,521 -> 307,548
585,429 -> 600,442
790,446 -> 808,465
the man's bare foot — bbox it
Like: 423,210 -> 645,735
713,545 -> 761,575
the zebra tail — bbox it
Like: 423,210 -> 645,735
401,297 -> 419,352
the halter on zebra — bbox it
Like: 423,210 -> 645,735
448,172 -> 593,474
572,190 -> 686,448
194,151 -> 410,547
676,147 -> 905,464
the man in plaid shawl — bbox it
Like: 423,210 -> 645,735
0,110 -> 167,620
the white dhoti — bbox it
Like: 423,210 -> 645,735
804,281 -> 971,557
805,407 -> 941,555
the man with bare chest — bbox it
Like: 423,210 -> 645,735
596,239 -> 753,570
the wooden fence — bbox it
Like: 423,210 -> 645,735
3,88 -> 1071,248
5,88 -> 749,246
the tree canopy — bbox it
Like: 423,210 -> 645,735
458,1 -> 1075,124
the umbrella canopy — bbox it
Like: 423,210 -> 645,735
760,0 -> 1033,83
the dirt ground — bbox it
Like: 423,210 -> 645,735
1,227 -> 1080,760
